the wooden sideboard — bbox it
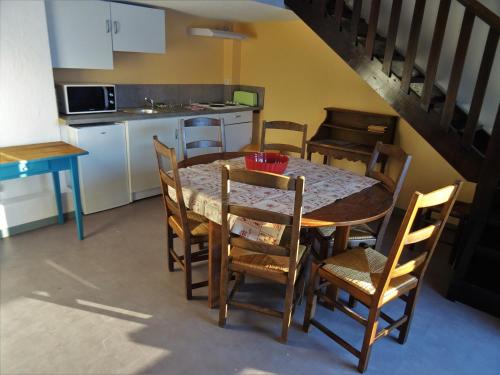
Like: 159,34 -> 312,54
307,108 -> 398,170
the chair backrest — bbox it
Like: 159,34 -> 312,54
373,181 -> 463,303
260,121 -> 308,158
181,117 -> 225,160
366,141 -> 412,250
153,135 -> 190,239
221,165 -> 305,273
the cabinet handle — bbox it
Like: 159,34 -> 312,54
113,21 -> 120,34
235,115 -> 241,118
175,129 -> 178,139
106,19 -> 111,33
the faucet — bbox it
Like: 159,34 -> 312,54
144,97 -> 155,109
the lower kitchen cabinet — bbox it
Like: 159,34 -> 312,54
225,122 -> 252,152
220,111 -> 253,152
126,110 -> 253,201
126,117 -> 179,200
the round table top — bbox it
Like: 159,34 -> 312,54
178,152 -> 393,228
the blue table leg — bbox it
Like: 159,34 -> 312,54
69,157 -> 84,240
52,171 -> 64,225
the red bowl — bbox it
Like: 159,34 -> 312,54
245,152 -> 289,174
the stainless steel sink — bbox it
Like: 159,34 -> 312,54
121,108 -> 159,114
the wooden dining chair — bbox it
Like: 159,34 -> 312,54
311,142 -> 412,259
260,121 -> 308,158
153,135 -> 210,300
218,165 -> 310,343
181,117 -> 225,159
303,181 -> 463,373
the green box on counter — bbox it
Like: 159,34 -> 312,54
233,91 -> 258,107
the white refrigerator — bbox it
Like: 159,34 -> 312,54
65,123 -> 130,214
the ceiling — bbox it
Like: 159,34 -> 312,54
128,0 -> 297,22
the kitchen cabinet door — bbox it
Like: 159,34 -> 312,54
126,118 -> 178,200
45,0 -> 113,69
72,124 -> 130,214
225,122 -> 253,152
110,2 -> 165,53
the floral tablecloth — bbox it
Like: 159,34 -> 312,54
169,157 -> 378,244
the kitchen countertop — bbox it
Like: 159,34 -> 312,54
59,106 -> 260,125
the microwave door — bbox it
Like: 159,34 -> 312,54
67,86 -> 106,113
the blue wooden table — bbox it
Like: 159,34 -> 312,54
0,141 -> 89,240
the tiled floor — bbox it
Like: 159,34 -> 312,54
1,197 -> 499,374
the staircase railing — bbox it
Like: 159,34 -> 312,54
332,0 -> 499,149
294,0 -> 499,165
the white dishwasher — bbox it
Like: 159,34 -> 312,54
65,123 -> 130,214
222,111 -> 253,152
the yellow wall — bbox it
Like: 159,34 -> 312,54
53,10 -> 228,84
235,20 -> 475,208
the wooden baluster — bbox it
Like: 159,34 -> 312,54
440,9 -> 475,130
421,0 -> 452,112
350,0 -> 362,44
334,0 -> 344,31
382,0 -> 403,76
365,0 -> 381,58
401,0 -> 427,93
462,28 -> 499,147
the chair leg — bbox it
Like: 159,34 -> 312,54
167,225 -> 174,272
358,307 -> 380,373
184,243 -> 193,300
297,255 -> 311,305
303,262 -> 320,332
348,295 -> 357,307
398,288 -> 418,344
280,278 -> 295,343
318,236 -> 330,260
218,258 -> 230,328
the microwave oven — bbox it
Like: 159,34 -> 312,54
55,84 -> 117,114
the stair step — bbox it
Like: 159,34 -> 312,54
324,1 -> 353,19
356,22 -> 386,42
390,61 -> 420,79
473,129 -> 491,156
409,82 -> 445,101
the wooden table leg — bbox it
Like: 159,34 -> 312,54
208,220 -> 222,309
327,225 -> 351,301
333,226 -> 350,254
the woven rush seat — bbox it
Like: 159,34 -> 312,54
322,247 -> 417,300
231,244 -> 307,274
317,223 -> 375,240
168,210 -> 209,239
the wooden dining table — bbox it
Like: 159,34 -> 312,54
178,152 -> 393,308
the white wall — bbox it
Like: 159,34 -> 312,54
355,0 -> 500,134
0,0 -> 65,235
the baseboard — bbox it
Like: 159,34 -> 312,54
0,212 -> 75,239
132,188 -> 161,201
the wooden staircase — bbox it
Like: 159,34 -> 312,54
285,0 -> 500,315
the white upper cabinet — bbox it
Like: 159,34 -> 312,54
110,2 -> 165,54
45,1 -> 166,69
46,0 -> 113,69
